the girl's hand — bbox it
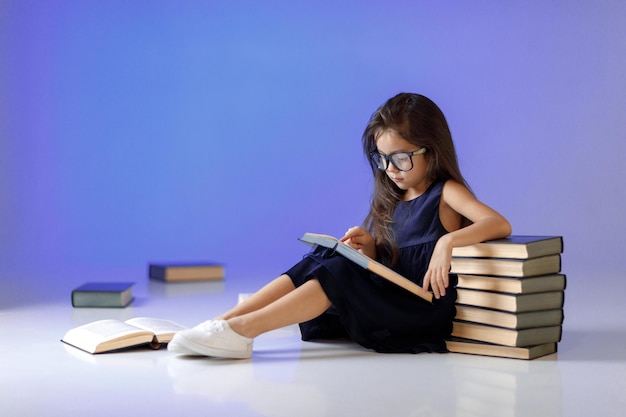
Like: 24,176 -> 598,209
423,236 -> 453,299
340,226 -> 376,259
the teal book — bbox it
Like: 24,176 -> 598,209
71,282 -> 134,308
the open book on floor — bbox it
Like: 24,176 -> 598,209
299,232 -> 432,303
61,317 -> 187,354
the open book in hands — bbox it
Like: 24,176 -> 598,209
61,317 -> 186,354
299,233 -> 433,303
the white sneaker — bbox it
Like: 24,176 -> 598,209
168,320 -> 218,355
193,319 -> 220,332
167,336 -> 200,355
169,320 -> 253,359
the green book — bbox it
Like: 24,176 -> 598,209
71,282 -> 134,308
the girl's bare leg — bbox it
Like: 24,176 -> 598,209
227,278 -> 331,338
216,274 -> 296,320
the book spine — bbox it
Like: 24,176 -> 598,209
149,265 -> 167,281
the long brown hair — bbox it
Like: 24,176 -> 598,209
362,93 -> 471,265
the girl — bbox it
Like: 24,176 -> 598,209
169,93 -> 512,359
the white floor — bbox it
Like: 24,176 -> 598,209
1,266 -> 625,417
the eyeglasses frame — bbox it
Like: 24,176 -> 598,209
369,147 -> 427,172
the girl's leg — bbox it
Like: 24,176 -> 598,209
217,274 -> 296,320
168,277 -> 331,358
228,278 -> 331,338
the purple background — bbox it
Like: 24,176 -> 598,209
1,1 -> 624,291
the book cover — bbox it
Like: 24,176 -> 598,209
450,254 -> 561,277
456,288 -> 564,313
454,304 -> 564,329
451,236 -> 563,259
149,262 -> 224,282
451,321 -> 562,347
446,338 -> 557,360
456,273 -> 566,294
71,282 -> 134,308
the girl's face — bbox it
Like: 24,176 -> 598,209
375,130 -> 430,201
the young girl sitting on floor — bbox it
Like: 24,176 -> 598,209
169,92 -> 512,359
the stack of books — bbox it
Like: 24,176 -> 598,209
446,235 -> 565,360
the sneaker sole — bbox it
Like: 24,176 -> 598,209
175,332 -> 252,359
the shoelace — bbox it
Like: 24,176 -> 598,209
198,320 -> 227,333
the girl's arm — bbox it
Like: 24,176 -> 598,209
424,180 -> 512,299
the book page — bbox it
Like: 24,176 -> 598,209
125,317 -> 186,342
73,319 -> 149,339
62,319 -> 153,353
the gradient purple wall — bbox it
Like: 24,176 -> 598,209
2,1 -> 625,288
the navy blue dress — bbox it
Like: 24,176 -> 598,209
285,180 -> 457,353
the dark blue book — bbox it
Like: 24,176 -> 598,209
71,282 -> 134,308
148,262 -> 224,282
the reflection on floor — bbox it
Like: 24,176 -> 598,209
1,267 -> 625,417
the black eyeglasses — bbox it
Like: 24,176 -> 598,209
369,148 -> 427,172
